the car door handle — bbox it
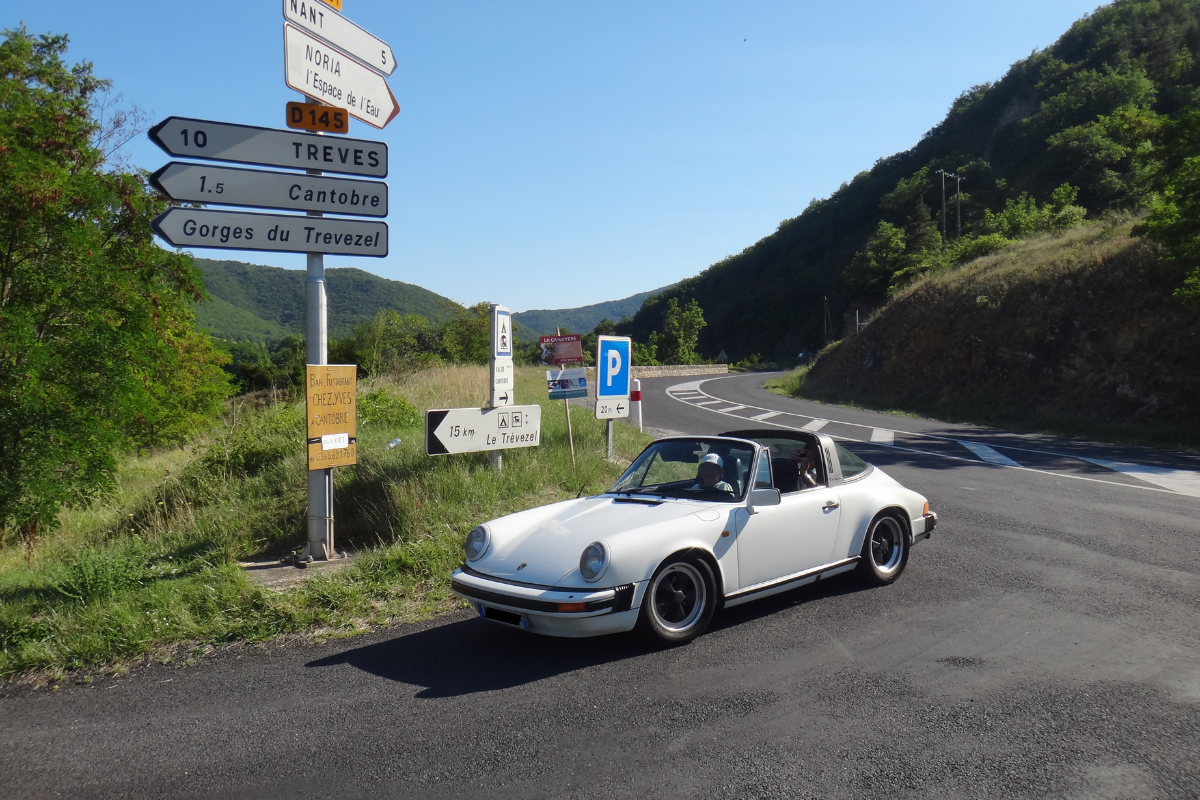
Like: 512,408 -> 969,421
822,500 -> 840,510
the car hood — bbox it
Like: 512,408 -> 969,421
475,495 -> 720,587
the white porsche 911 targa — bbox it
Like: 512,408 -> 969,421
451,429 -> 937,644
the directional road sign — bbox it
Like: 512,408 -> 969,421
148,116 -> 387,177
595,336 -> 631,419
283,0 -> 397,77
285,24 -> 400,129
425,406 -> 542,456
490,304 -> 514,408
151,208 -> 387,257
150,162 -> 388,217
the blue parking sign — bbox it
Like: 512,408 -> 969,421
597,337 -> 631,398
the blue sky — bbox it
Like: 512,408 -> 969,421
11,1 -> 1103,312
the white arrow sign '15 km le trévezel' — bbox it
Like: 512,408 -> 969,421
283,0 -> 396,77
148,117 -> 388,177
425,406 -> 542,456
150,162 -> 388,217
285,24 -> 400,129
151,208 -> 387,257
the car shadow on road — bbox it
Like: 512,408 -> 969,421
305,614 -> 657,698
306,574 -> 874,698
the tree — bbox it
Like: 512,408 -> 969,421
1134,109 -> 1200,301
657,298 -> 706,364
0,29 -> 231,561
340,309 -> 441,376
438,301 -> 491,364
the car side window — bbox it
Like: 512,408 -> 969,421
836,443 -> 870,480
753,452 -> 773,489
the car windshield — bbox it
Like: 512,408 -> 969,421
608,438 -> 756,502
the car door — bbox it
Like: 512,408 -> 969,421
735,451 -> 842,589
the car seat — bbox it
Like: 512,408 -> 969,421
725,458 -> 744,495
771,457 -> 799,494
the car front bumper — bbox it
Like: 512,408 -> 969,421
912,511 -> 938,542
451,566 -> 644,638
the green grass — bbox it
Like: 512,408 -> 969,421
0,366 -> 651,682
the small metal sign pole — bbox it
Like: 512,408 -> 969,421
487,304 -> 515,472
304,97 -> 335,562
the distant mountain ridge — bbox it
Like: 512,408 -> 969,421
193,258 -> 453,340
513,284 -> 675,337
192,257 -> 672,343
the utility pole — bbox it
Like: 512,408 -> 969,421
935,169 -> 948,244
955,173 -> 964,240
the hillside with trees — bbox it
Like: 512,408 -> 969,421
618,0 -> 1200,361
193,259 -> 453,340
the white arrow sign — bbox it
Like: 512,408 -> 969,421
425,406 -> 542,455
150,162 -> 388,217
595,400 -> 629,420
285,24 -> 400,129
151,208 -> 387,257
283,0 -> 396,77
148,116 -> 387,177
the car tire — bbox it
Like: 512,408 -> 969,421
857,512 -> 909,586
636,554 -> 717,646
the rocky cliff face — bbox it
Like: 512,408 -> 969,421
803,222 -> 1200,434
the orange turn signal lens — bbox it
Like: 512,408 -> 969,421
557,602 -> 586,613
721,530 -> 730,538
923,502 -> 930,515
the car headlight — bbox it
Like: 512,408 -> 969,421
465,525 -> 490,562
579,541 -> 609,582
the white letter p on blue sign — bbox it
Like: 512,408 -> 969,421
596,336 -> 631,398
607,349 -> 621,386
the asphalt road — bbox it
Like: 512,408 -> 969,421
4,373 -> 1199,799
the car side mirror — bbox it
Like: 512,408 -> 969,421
748,488 -> 781,512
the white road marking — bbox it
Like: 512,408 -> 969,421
870,428 -> 894,445
801,419 -> 829,431
720,405 -> 748,413
694,400 -> 725,406
1078,457 -> 1200,498
661,377 -> 1198,499
958,441 -> 1022,467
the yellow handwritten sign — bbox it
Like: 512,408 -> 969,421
306,365 -> 356,470
308,441 -> 357,470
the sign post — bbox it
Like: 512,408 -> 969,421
488,304 -> 514,470
542,332 -> 584,467
595,336 -> 632,461
147,2 -> 399,565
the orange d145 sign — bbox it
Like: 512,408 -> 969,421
287,102 -> 350,134
306,364 -> 357,469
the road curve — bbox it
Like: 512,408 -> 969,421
2,373 -> 1199,799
